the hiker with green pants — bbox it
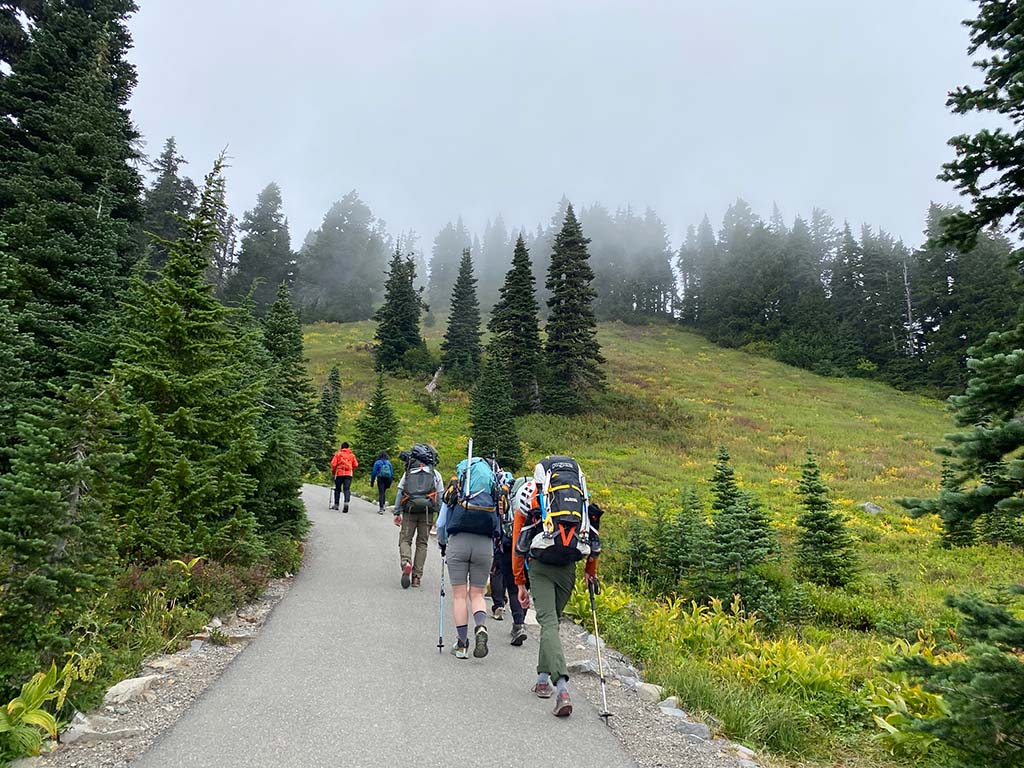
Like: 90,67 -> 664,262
512,457 -> 602,717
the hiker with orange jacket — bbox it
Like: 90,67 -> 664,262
330,442 -> 358,512
512,456 -> 601,717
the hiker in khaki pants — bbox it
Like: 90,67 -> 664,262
393,458 -> 444,589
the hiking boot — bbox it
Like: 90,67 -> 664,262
510,624 -> 527,646
473,625 -> 489,658
330,503 -> 338,510
378,506 -> 384,515
491,604 -> 504,621
342,503 -> 349,514
411,575 -> 421,588
532,681 -> 554,698
401,562 -> 412,589
451,640 -> 470,659
553,691 -> 572,717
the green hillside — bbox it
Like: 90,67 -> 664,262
307,320 -> 1016,609
305,319 -> 1021,764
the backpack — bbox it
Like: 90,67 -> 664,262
400,449 -> 439,515
378,460 -> 394,481
455,457 -> 497,504
515,456 -> 594,566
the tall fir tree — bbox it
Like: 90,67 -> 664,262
139,137 -> 197,273
260,283 -> 319,506
0,0 -> 143,387
901,3 -> 1024,546
224,182 -> 293,314
315,365 -> 342,471
427,218 -> 471,310
470,347 -> 523,471
374,247 -> 429,374
488,234 -> 542,414
440,248 -> 482,388
110,161 -> 266,563
293,191 -> 387,322
354,373 -> 400,469
542,204 -> 605,415
794,451 -> 857,587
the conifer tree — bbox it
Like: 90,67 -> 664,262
668,488 -> 711,591
354,373 -> 399,469
707,448 -> 777,600
315,365 -> 342,470
110,161 -> 266,563
374,248 -> 429,374
224,183 -> 293,314
488,235 -> 542,414
257,285 -> 316,529
542,204 -> 605,414
0,0 -> 143,386
902,322 -> 1024,546
139,137 -> 197,273
794,451 -> 857,587
470,347 -> 522,471
898,586 -> 1024,768
440,248 -> 482,388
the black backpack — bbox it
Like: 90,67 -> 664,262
400,444 -> 439,514
516,456 -> 595,565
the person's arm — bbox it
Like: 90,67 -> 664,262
329,454 -> 338,475
433,471 -> 444,497
393,474 -> 406,517
436,503 -> 449,549
370,461 -> 378,486
352,453 -> 359,470
511,509 -> 527,586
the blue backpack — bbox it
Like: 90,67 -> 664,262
455,457 -> 497,502
378,460 -> 394,481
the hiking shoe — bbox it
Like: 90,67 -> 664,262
411,575 -> 421,588
491,605 -> 504,621
451,640 -> 470,659
510,624 -> 527,646
473,625 -> 489,658
553,691 -> 572,717
532,681 -> 554,698
342,504 -> 349,513
401,562 -> 412,589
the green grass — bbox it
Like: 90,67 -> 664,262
305,318 -> 1023,766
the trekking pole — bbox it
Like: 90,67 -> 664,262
588,579 -> 613,724
437,555 -> 447,653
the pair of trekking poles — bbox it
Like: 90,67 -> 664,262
435,439 -> 612,724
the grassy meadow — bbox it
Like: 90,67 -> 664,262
305,319 -> 1022,765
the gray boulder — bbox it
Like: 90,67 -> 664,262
674,721 -> 712,740
103,674 -> 162,705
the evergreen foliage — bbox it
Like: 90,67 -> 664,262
470,347 -> 522,471
440,248 -> 482,388
898,587 -> 1024,768
315,365 -> 342,471
354,373 -> 399,469
794,451 -> 857,587
293,192 -> 387,322
487,234 -> 542,414
938,0 -> 1024,251
707,448 -> 778,603
902,321 -> 1024,546
224,183 -> 293,314
542,204 -> 605,414
110,162 -> 266,563
374,248 -> 429,374
139,137 -> 197,273
427,218 -> 471,310
258,284 -> 317,524
0,0 -> 143,387
0,391 -> 119,692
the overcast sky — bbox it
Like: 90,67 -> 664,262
127,0 -> 987,252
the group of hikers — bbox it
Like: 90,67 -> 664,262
329,441 -> 604,718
